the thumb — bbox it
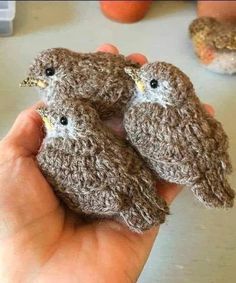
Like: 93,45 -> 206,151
3,102 -> 44,156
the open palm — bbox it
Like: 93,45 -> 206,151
0,45 -> 213,283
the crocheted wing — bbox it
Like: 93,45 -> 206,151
161,112 -> 232,176
91,131 -> 169,211
36,140 -> 128,214
181,113 -> 234,208
125,102 -> 232,175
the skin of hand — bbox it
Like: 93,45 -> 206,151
0,44 -> 214,283
197,1 -> 236,24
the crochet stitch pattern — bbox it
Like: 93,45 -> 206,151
124,61 -> 235,208
37,100 -> 169,233
21,48 -> 139,119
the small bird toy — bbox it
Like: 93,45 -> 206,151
37,99 -> 169,233
124,61 -> 235,208
20,48 -> 139,119
189,17 -> 236,74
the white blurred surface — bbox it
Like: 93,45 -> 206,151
0,1 -> 235,282
0,1 -> 16,35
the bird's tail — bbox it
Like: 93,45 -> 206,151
119,191 -> 169,233
191,171 -> 235,208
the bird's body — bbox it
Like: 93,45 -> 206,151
22,48 -> 138,119
37,100 -> 168,233
189,17 -> 236,74
124,62 -> 234,208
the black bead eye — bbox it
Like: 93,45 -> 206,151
60,116 -> 68,126
45,67 -> 55,77
150,79 -> 159,89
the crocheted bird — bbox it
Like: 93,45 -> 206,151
189,17 -> 236,74
20,48 -> 138,119
37,99 -> 169,233
124,62 -> 235,208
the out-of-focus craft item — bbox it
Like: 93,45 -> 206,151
189,17 -> 236,74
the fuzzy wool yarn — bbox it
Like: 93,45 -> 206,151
21,48 -> 139,119
189,17 -> 236,74
37,100 -> 169,233
124,61 -> 235,208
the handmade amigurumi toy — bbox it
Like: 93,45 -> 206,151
37,99 -> 169,233
21,48 -> 138,119
189,17 -> 236,74
124,62 -> 235,208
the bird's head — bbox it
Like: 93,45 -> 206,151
189,17 -> 218,39
20,48 -> 79,103
125,62 -> 195,107
37,100 -> 99,139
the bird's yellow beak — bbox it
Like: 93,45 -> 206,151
37,108 -> 53,131
42,116 -> 53,131
20,77 -> 48,89
135,80 -> 145,93
124,67 -> 145,93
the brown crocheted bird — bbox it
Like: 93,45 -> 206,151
124,61 -> 235,208
37,99 -> 169,233
189,17 -> 236,74
20,48 -> 138,119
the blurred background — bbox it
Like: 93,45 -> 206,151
0,1 -> 235,282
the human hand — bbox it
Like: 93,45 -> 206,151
197,0 -> 236,24
0,44 -> 214,283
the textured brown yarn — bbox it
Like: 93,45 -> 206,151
37,100 -> 169,233
189,17 -> 236,51
27,48 -> 139,119
124,61 -> 235,208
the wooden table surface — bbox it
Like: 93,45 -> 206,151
0,2 -> 235,282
